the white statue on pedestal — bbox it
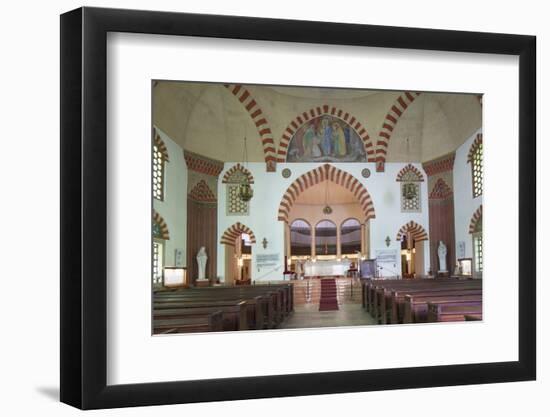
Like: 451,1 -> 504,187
437,241 -> 447,272
196,247 -> 208,280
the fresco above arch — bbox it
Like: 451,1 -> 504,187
286,115 -> 367,162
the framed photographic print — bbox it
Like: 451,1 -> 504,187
60,6 -> 536,410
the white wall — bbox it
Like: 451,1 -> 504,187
453,128 -> 483,261
153,126 -> 188,267
217,161 -> 430,280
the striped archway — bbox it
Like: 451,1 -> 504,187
276,105 -> 375,162
376,92 -> 422,171
277,164 -> 376,224
222,163 -> 255,184
429,178 -> 453,199
224,84 -> 276,171
396,221 -> 428,242
220,222 -> 257,246
469,205 -> 483,234
152,210 -> 170,240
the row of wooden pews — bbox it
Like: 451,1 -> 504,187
153,284 -> 293,334
362,278 -> 482,324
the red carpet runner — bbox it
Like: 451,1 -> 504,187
319,278 -> 339,311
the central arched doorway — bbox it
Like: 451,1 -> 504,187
220,222 -> 257,285
279,164 -> 375,276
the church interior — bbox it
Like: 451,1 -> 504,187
151,82 -> 483,334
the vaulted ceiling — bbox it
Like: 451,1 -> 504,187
153,81 -> 481,166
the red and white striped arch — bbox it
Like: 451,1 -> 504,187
376,92 -> 422,171
152,209 -> 170,240
224,84 -> 277,171
277,164 -> 376,224
276,105 -> 375,162
220,222 -> 257,246
469,205 -> 483,234
396,221 -> 428,242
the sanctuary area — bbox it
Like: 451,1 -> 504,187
151,82 -> 483,334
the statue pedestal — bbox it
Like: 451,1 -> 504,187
195,279 -> 210,287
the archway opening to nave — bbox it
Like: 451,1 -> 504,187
283,176 -> 371,279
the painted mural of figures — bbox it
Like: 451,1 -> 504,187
286,114 -> 367,162
332,122 -> 347,156
311,133 -> 322,157
302,125 -> 315,158
321,117 -> 333,156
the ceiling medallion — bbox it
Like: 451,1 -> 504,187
361,168 -> 371,178
281,168 -> 292,178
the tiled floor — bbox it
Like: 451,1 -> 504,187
281,302 -> 377,329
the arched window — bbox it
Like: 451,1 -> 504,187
153,134 -> 169,201
469,206 -> 483,276
152,211 -> 170,285
340,218 -> 361,255
396,164 -> 423,212
290,219 -> 311,256
315,220 -> 337,256
468,134 -> 483,198
222,164 -> 254,216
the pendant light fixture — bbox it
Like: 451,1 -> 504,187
238,136 -> 254,202
403,137 -> 416,200
322,177 -> 332,215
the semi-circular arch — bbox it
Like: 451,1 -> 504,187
277,164 -> 376,223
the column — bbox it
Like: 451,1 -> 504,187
336,226 -> 342,258
284,222 -> 291,258
311,226 -> 316,257
360,223 -> 366,254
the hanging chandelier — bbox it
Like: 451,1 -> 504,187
402,136 -> 416,200
403,182 -> 417,200
322,178 -> 332,214
238,136 -> 254,202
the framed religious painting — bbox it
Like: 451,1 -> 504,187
60,7 -> 536,410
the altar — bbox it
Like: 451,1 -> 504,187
304,259 -> 352,277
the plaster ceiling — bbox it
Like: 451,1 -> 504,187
153,81 -> 481,164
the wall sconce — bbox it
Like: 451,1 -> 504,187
262,238 -> 268,249
385,236 -> 391,247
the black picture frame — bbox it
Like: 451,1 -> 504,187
60,6 -> 536,410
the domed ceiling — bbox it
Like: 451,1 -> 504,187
153,81 -> 481,165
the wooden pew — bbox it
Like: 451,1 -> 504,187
427,302 -> 483,322
153,311 -> 223,334
153,301 -> 248,331
388,286 -> 482,324
154,292 -> 275,328
368,279 -> 481,323
153,298 -> 264,330
157,284 -> 293,327
403,294 -> 482,323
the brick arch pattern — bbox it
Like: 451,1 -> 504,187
429,178 -> 453,199
277,164 -> 376,224
224,84 -> 276,171
467,133 -> 483,163
222,163 -> 255,184
396,163 -> 424,182
153,130 -> 169,162
220,222 -> 257,246
152,210 -> 170,240
469,205 -> 483,234
188,180 -> 216,203
276,105 -> 375,162
376,92 -> 422,170
396,221 -> 428,242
